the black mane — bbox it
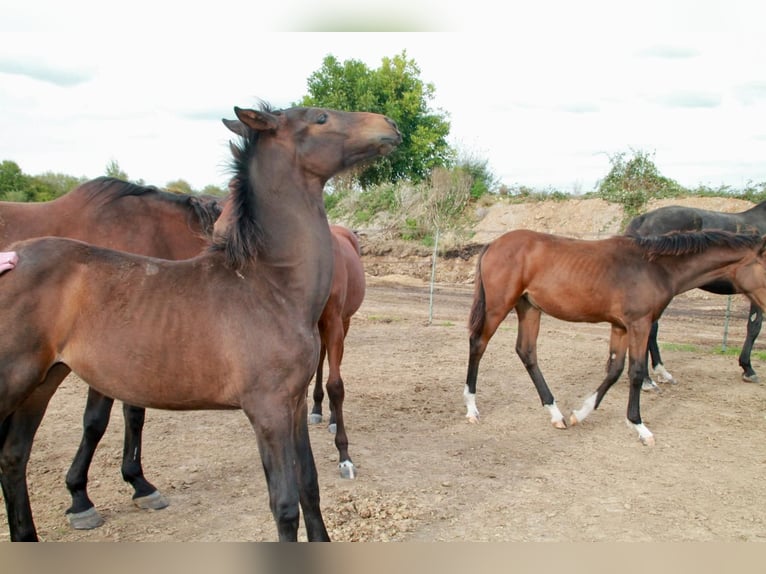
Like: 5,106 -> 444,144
628,229 -> 762,260
79,176 -> 222,238
209,102 -> 278,270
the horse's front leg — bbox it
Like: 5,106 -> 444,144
294,398 -> 330,541
739,302 -> 762,383
626,322 -> 655,446
0,365 -> 65,541
514,299 -> 566,428
570,325 -> 627,427
243,378 -> 329,542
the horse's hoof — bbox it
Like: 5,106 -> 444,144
552,419 -> 567,429
641,378 -> 660,392
569,413 -> 579,426
339,460 -> 357,479
308,413 -> 323,424
742,373 -> 759,384
67,507 -> 104,530
640,435 -> 656,447
328,423 -> 337,434
133,490 -> 169,510
466,415 -> 479,424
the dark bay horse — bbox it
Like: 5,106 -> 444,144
309,224 -> 366,479
214,141 -> 367,480
0,104 -> 401,541
0,177 -> 221,529
626,201 -> 766,384
463,229 -> 766,446
215,189 -> 367,480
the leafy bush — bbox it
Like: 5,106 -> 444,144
596,149 -> 686,219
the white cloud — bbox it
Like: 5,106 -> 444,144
1,1 -> 765,191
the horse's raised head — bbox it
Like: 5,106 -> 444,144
226,104 -> 402,183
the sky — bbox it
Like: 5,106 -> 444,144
1,1 -> 765,194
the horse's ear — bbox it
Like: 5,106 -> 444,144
233,106 -> 279,132
222,118 -> 248,137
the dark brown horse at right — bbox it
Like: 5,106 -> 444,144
0,103 -> 401,541
626,201 -> 766,385
463,229 -> 766,447
0,177 -> 221,529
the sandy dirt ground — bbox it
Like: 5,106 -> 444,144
2,195 -> 765,543
4,274 -> 765,543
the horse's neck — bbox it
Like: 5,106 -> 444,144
0,201 -> 63,244
663,248 -> 748,295
247,176 -> 334,310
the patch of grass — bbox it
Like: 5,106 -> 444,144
366,315 -> 402,324
660,342 -> 766,362
659,342 -> 699,353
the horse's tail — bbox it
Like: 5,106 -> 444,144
468,245 -> 489,338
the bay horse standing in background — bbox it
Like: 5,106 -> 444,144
626,201 -> 766,385
0,177 -> 221,529
309,225 -> 366,479
463,229 -> 766,447
0,103 -> 401,541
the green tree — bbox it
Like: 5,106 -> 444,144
105,159 -> 129,181
298,51 -> 454,187
200,184 -> 227,197
0,160 -> 28,201
165,179 -> 194,194
33,172 -> 84,199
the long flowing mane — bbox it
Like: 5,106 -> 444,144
78,176 -> 222,237
628,229 -> 762,260
208,103 -> 278,270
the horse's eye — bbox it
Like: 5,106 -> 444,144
316,113 -> 328,125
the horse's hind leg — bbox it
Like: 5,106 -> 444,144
739,302 -> 761,383
570,325 -> 627,427
325,317 -> 355,478
65,388 -> 113,528
645,320 -> 674,388
120,402 -> 169,510
308,344 -> 326,424
464,280 -> 514,423
514,299 -> 566,428
66,392 -> 168,530
0,364 -> 66,541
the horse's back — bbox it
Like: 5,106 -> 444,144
1,178 -> 210,259
627,203 -> 764,235
330,226 -> 365,317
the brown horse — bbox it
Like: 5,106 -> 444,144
0,177 -> 222,529
214,163 -> 367,480
309,225 -> 366,479
463,229 -> 766,446
0,103 -> 401,541
215,189 -> 367,480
